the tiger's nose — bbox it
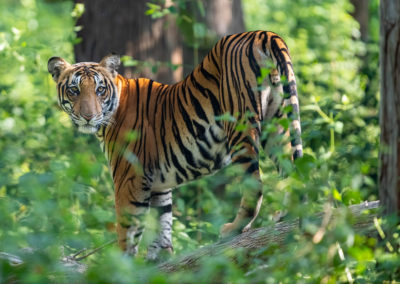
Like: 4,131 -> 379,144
81,113 -> 95,122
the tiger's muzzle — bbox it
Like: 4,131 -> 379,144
73,113 -> 104,134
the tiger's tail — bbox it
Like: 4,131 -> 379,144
267,32 -> 303,161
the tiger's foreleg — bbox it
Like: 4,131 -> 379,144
146,190 -> 173,261
220,131 -> 263,238
115,185 -> 151,256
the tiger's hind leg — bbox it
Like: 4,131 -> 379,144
220,130 -> 263,238
262,104 -> 296,222
146,190 -> 173,261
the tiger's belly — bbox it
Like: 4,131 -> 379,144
151,125 -> 230,191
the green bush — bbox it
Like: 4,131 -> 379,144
0,1 -> 116,282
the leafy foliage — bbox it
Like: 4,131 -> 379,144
1,0 -> 399,283
0,1 -> 116,282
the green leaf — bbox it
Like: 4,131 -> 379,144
215,113 -> 236,122
257,67 -> 270,84
294,153 -> 315,179
71,3 -> 85,18
278,118 -> 290,130
332,188 -> 342,201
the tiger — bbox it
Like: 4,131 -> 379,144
48,31 -> 303,260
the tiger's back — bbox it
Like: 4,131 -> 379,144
48,30 -> 302,259
105,31 -> 300,189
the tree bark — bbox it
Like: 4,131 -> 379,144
379,0 -> 400,217
350,0 -> 369,41
204,0 -> 245,37
158,201 -> 380,273
182,0 -> 245,76
74,0 -> 182,84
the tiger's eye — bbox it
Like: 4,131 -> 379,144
97,86 -> 105,95
68,86 -> 79,95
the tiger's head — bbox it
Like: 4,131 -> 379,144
48,54 -> 120,134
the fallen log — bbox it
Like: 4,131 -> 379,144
158,200 -> 380,273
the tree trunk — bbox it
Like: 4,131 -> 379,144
204,0 -> 245,37
182,0 -> 245,76
379,0 -> 400,216
74,0 -> 182,84
350,0 -> 369,41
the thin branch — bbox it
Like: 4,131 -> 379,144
68,239 -> 117,261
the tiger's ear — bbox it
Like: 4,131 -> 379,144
99,54 -> 120,78
48,57 -> 70,82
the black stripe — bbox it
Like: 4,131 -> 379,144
146,80 -> 154,115
189,73 -> 208,99
169,145 -> 188,179
188,88 -> 209,123
261,31 -> 269,54
234,156 -> 253,165
119,165 -> 133,189
270,36 -> 289,79
172,121 -> 197,169
290,130 -> 302,147
229,131 -> 243,148
188,167 -> 202,179
246,160 -> 259,175
244,80 -> 259,117
196,141 -> 213,161
193,120 -> 211,148
151,190 -> 172,197
160,105 -> 170,168
208,48 -> 220,74
283,81 -> 297,99
210,127 -> 226,143
190,75 -> 222,119
288,104 -> 300,119
177,99 -> 196,136
199,63 -> 219,86
175,173 -> 183,184
247,34 -> 262,81
223,35 -> 243,113
130,201 -> 149,207
156,204 -> 172,215
142,186 -> 151,192
213,154 -> 222,169
293,149 -> 302,160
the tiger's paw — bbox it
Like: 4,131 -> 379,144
242,223 -> 252,233
146,245 -> 173,262
124,245 -> 138,257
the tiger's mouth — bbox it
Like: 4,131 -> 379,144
70,112 -> 113,134
77,124 -> 100,134
71,114 -> 104,134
